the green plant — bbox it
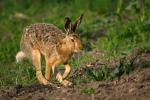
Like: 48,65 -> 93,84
110,60 -> 132,78
85,65 -> 110,81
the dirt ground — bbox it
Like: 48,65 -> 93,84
0,49 -> 150,100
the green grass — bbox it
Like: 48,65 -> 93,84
0,0 -> 150,86
94,20 -> 150,59
80,87 -> 96,94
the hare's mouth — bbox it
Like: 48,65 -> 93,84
74,49 -> 82,53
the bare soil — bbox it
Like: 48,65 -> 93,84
0,49 -> 150,100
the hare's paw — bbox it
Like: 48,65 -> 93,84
38,77 -> 49,85
43,79 -> 50,85
61,80 -> 72,87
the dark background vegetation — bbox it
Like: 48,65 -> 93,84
0,0 -> 150,86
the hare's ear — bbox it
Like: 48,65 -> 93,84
64,17 -> 72,33
72,14 -> 83,32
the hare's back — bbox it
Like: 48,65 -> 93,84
20,23 -> 65,55
23,23 -> 65,43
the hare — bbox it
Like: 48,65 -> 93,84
16,14 -> 83,86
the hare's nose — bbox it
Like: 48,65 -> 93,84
74,49 -> 81,53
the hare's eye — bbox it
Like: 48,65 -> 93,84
71,39 -> 74,42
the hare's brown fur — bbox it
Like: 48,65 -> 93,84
20,23 -> 65,58
16,14 -> 83,86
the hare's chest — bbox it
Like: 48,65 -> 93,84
58,54 -> 72,64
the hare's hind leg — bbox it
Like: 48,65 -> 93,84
45,57 -> 52,81
31,49 -> 49,85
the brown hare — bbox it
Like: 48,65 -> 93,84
16,14 -> 83,86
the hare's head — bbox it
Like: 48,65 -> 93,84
60,14 -> 83,53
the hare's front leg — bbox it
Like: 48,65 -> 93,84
56,72 -> 72,86
56,64 -> 72,86
62,64 -> 71,79
32,49 -> 49,85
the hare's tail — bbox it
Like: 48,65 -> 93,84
16,51 -> 26,63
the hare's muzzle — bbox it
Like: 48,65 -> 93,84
74,42 -> 83,53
